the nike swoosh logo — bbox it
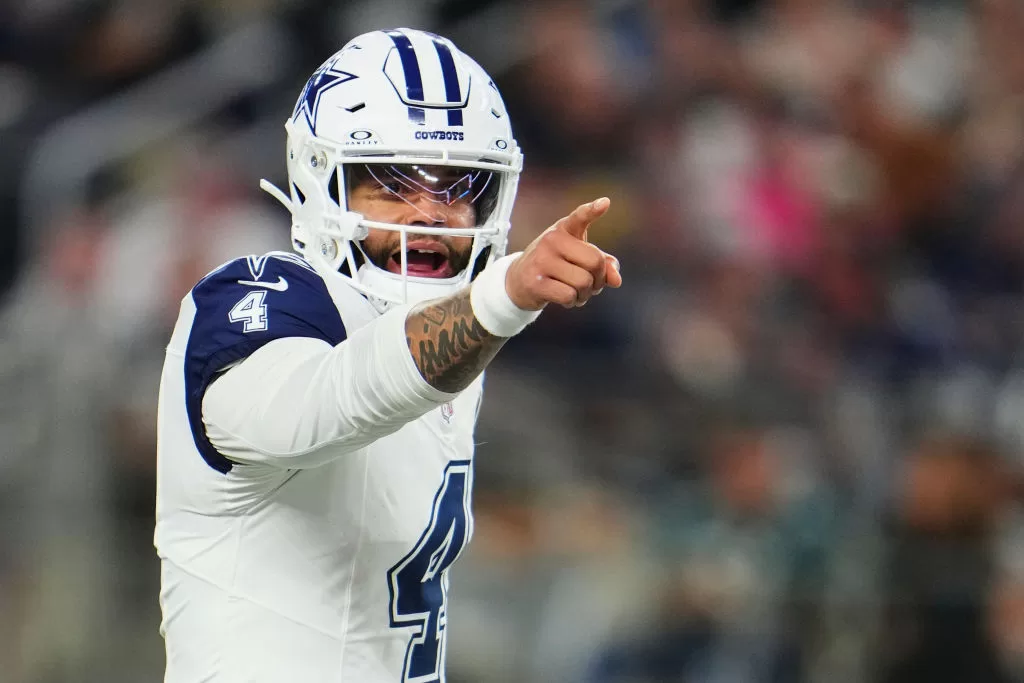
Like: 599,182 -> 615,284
237,276 -> 289,292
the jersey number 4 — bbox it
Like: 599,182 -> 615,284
387,461 -> 472,683
228,291 -> 268,333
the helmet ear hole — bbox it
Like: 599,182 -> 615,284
328,168 -> 341,206
470,247 -> 491,281
340,243 -> 366,277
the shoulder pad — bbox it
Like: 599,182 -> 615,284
184,253 -> 346,473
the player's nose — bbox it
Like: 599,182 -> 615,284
403,192 -> 450,226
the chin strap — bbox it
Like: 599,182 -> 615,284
260,179 -> 294,212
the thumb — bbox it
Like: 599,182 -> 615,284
603,254 -> 622,288
557,197 -> 611,241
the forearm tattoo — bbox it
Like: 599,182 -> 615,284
406,288 -> 508,393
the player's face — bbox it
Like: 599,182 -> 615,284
348,164 -> 487,279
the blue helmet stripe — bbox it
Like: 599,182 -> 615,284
432,38 -> 464,127
386,30 -> 426,124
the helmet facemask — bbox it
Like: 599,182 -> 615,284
343,162 -> 500,280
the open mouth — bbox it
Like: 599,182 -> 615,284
387,240 -> 454,279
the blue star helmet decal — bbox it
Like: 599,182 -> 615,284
293,57 -> 358,134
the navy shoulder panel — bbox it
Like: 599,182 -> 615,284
184,252 -> 346,474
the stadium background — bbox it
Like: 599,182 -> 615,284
2,0 -> 1024,681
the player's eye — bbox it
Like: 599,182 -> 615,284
376,181 -> 406,197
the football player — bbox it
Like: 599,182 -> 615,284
154,27 -> 621,682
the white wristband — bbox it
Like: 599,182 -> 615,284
470,253 -> 543,338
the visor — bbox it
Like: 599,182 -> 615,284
343,163 -> 500,228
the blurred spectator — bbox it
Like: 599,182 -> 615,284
876,433 -> 1010,683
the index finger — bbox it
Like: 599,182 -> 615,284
556,197 -> 611,242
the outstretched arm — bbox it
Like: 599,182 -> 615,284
406,288 -> 506,394
202,198 -> 622,468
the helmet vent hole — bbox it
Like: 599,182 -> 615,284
491,109 -> 502,118
328,168 -> 341,206
345,103 -> 366,113
292,183 -> 306,205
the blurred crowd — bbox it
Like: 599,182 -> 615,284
2,0 -> 1024,681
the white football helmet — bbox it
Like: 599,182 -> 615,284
261,27 -> 523,310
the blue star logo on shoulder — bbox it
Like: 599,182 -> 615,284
293,59 -> 358,134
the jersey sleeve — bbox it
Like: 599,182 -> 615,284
184,253 -> 346,473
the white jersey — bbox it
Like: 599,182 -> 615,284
155,252 -> 483,683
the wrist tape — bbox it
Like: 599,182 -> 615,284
470,253 -> 543,338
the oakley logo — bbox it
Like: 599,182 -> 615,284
237,276 -> 289,292
345,129 -> 381,146
414,130 -> 465,141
